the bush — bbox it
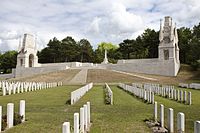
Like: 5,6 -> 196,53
1,113 -> 23,131
104,88 -> 111,104
14,113 -> 23,125
2,115 -> 7,131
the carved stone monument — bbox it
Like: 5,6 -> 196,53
16,33 -> 38,68
101,49 -> 109,64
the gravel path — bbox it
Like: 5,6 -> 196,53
68,69 -> 88,84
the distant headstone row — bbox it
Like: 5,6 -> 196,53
133,83 -> 192,105
0,100 -> 25,132
119,83 -> 154,104
0,81 -> 63,96
62,102 -> 91,133
105,83 -> 113,105
179,83 -> 200,89
71,83 -> 93,105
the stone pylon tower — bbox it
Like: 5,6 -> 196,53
159,16 -> 179,63
158,16 -> 180,75
16,33 -> 38,68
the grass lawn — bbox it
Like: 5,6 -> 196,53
0,85 -> 200,133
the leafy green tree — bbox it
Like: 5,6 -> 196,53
0,51 -> 17,73
141,29 -> 159,58
177,27 -> 192,64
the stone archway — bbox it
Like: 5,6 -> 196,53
29,54 -> 34,67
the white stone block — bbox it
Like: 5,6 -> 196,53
154,102 -> 157,122
62,122 -> 70,133
160,104 -> 164,128
84,105 -> 88,130
168,108 -> 174,133
20,100 -> 25,122
74,113 -> 79,133
177,112 -> 185,133
7,103 -> 14,128
87,102 -> 90,125
194,121 -> 200,133
80,107 -> 84,133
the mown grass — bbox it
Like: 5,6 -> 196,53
0,85 -> 79,133
0,85 -> 200,133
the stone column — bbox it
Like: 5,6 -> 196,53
74,113 -> 79,133
84,104 -> 88,130
0,106 -> 2,132
62,122 -> 70,133
188,92 -> 192,105
168,108 -> 174,133
80,107 -> 84,133
177,112 -> 185,133
194,121 -> 200,133
154,102 -> 157,122
160,104 -> 164,128
87,102 -> 90,125
7,103 -> 14,128
19,100 -> 25,122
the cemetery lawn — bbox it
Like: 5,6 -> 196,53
1,85 -> 200,132
0,85 -> 153,133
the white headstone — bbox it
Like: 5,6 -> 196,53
84,105 -> 88,130
87,102 -> 90,125
168,108 -> 174,133
19,100 -> 25,122
80,107 -> 84,133
7,103 -> 14,128
154,102 -> 157,122
160,104 -> 164,127
194,121 -> 200,133
74,113 -> 79,133
177,112 -> 185,133
62,122 -> 70,133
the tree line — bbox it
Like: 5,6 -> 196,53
0,23 -> 200,73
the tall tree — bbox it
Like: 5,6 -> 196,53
78,39 -> 94,62
177,27 -> 192,63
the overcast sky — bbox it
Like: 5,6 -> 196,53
0,0 -> 200,51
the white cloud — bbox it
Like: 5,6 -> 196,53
0,0 -> 200,51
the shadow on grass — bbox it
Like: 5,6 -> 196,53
65,99 -> 71,105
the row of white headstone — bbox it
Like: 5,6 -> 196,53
179,83 -> 200,89
119,83 -> 154,104
133,83 -> 192,105
62,102 -> 91,133
0,81 -> 63,96
0,100 -> 25,131
154,101 -> 185,133
105,83 -> 113,105
71,83 -> 93,105
154,101 -> 200,133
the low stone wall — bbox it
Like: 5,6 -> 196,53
15,65 -> 68,78
0,73 -> 14,79
109,59 -> 179,76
